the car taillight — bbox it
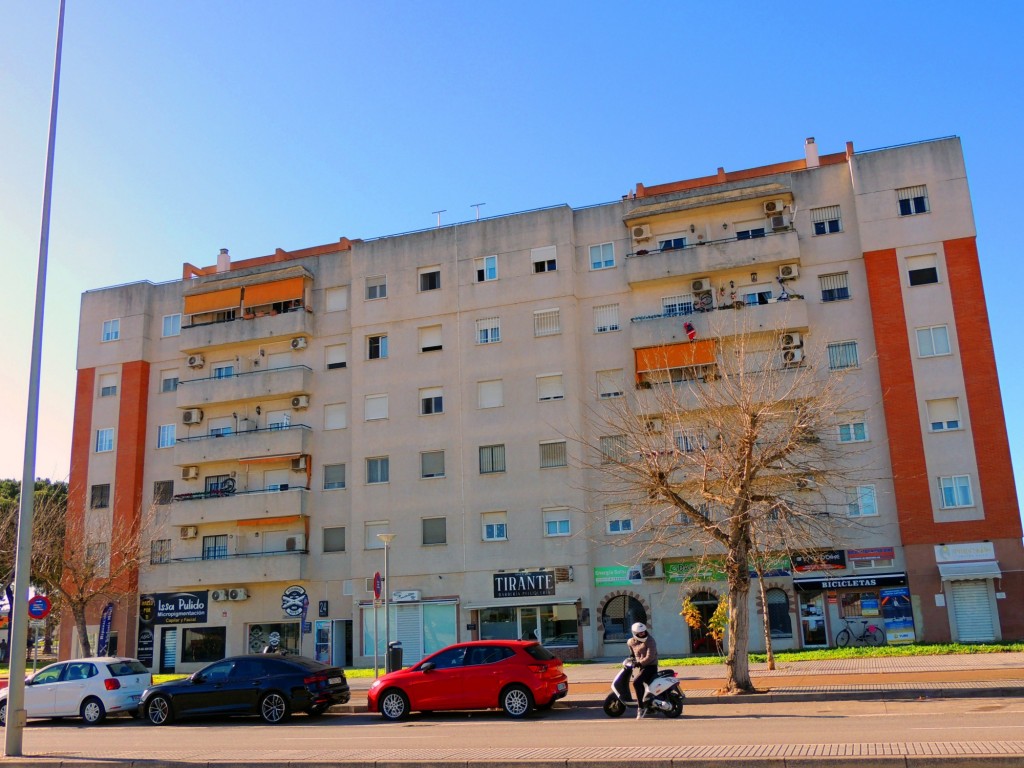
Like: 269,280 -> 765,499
303,672 -> 328,686
528,664 -> 546,673
104,678 -> 121,691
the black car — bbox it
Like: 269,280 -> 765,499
139,654 -> 350,724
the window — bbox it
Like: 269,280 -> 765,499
543,507 -> 571,537
674,429 -> 708,453
90,484 -> 110,509
475,255 -> 497,282
325,343 -> 347,370
766,588 -> 793,638
927,397 -> 961,431
838,419 -> 868,443
735,223 -> 766,239
419,266 -> 441,292
531,245 -> 557,273
365,394 -> 388,421
366,275 -> 387,300
590,242 -> 615,270
366,456 -> 390,484
367,334 -> 388,359
202,534 -> 228,560
537,374 -> 565,401
421,450 -> 445,478
600,435 -> 627,464
206,474 -> 232,493
606,506 -> 633,535
663,294 -> 695,317
325,286 -> 349,312
847,485 -> 878,517
419,324 -> 442,352
150,539 -> 171,565
162,314 -> 181,337
323,526 -> 346,553
597,369 -> 623,399
212,363 -> 234,379
420,386 -> 443,415
533,308 -> 560,337
479,444 -> 506,474
95,428 -> 114,453
897,184 -> 929,216
810,205 -> 842,235
478,379 -> 503,408
181,627 -> 226,663
907,254 -> 939,286
819,272 -> 850,302
939,474 -> 973,508
160,370 -> 179,393
742,288 -> 773,306
208,418 -> 233,436
324,403 -> 347,430
88,542 -> 110,574
827,341 -> 859,370
594,304 -> 620,333
539,440 -> 567,468
917,325 -> 951,357
422,517 -> 447,545
365,521 -> 389,549
476,317 -> 501,344
482,511 -> 508,541
153,480 -> 174,505
101,319 -> 120,342
323,463 -> 346,490
97,372 -> 118,398
157,424 -> 176,449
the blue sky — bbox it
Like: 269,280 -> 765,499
2,2 -> 1024,525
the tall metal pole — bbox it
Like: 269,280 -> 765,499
5,0 -> 65,757
377,533 -> 395,671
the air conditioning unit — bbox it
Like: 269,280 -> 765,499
782,348 -> 804,365
186,354 -> 205,368
770,214 -> 790,231
179,525 -> 198,540
644,418 -> 663,433
182,408 -> 204,425
691,277 -> 711,292
763,199 -> 786,214
641,560 -> 665,579
291,456 -> 307,471
796,476 -> 817,491
285,535 -> 305,552
181,465 -> 199,481
291,394 -> 310,409
290,337 -> 307,350
632,224 -> 652,241
228,587 -> 249,601
210,589 -> 229,602
782,332 -> 803,349
778,263 -> 799,280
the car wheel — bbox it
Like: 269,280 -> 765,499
500,684 -> 534,718
378,689 -> 410,721
81,696 -> 107,725
259,692 -> 290,724
306,703 -> 330,717
602,694 -> 626,718
145,694 -> 174,725
665,692 -> 684,719
0,701 -> 7,728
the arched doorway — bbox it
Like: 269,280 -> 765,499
687,590 -> 719,654
601,594 -> 647,644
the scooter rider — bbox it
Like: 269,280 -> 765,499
627,622 -> 658,718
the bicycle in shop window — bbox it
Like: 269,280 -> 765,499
834,616 -> 885,647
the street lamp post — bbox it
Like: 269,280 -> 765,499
377,533 -> 396,671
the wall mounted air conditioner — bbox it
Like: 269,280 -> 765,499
781,332 -> 803,349
179,525 -> 198,540
291,394 -> 310,409
181,465 -> 199,481
782,348 -> 804,365
182,408 -> 204,425
641,560 -> 665,579
632,224 -> 652,241
770,213 -> 790,231
291,456 -> 307,471
210,589 -> 229,602
763,199 -> 786,214
186,354 -> 205,369
290,337 -> 307,350
228,587 -> 249,601
778,263 -> 799,280
644,418 -> 663,433
285,535 -> 305,552
691,277 -> 711,292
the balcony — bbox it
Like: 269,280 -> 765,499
630,295 -> 808,348
175,424 -> 312,466
180,307 -> 313,352
169,487 -> 309,527
624,230 -> 800,286
163,549 -> 308,587
177,365 -> 312,408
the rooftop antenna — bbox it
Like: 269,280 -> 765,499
471,203 -> 486,220
432,210 -> 446,228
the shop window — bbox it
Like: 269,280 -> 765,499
247,622 -> 300,655
601,595 -> 646,643
181,627 -> 226,663
766,588 -> 792,638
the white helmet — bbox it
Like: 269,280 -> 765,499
631,622 -> 648,637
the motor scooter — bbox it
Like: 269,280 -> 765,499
602,658 -> 684,718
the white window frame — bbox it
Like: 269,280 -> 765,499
478,379 -> 503,408
479,444 -> 506,474
819,272 -> 850,302
418,265 -> 441,292
323,463 -> 347,490
476,317 -> 501,344
367,333 -> 388,360
662,294 -> 695,317
597,369 -> 623,399
827,341 -> 860,370
157,424 -> 176,449
939,474 -> 973,509
916,325 -> 951,358
365,275 -> 387,300
162,314 -> 181,337
420,386 -> 443,415
606,508 -> 633,535
539,440 -> 568,468
366,457 -> 390,485
589,242 -> 615,270
365,394 -> 389,421
98,372 -> 118,398
531,245 -> 557,273
325,286 -> 349,312
543,507 -> 571,537
420,450 -> 445,479
847,485 -> 878,517
419,324 -> 442,353
324,403 -> 348,431
160,370 -> 179,393
101,318 -> 120,342
482,511 -> 508,542
326,343 -> 348,370
926,397 -> 961,432
533,308 -> 561,337
95,428 -> 114,453
600,435 -> 627,464
537,373 -> 565,401
897,184 -> 929,216
475,255 -> 498,282
837,419 -> 868,443
594,303 -> 620,333
810,205 -> 842,235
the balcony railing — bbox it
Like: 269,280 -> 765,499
162,548 -> 307,587
176,365 -> 312,408
174,423 -> 312,466
169,486 -> 309,527
180,306 -> 312,352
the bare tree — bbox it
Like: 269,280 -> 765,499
583,314 -> 873,694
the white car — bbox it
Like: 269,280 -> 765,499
0,657 -> 151,726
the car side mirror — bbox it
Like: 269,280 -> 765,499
420,662 -> 435,673
191,672 -> 204,684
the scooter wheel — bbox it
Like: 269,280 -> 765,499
603,693 -> 626,718
664,692 -> 684,719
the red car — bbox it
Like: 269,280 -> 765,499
367,640 -> 568,720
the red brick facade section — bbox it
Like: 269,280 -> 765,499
113,360 -> 150,594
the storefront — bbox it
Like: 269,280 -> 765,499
793,572 -> 913,647
358,592 -> 458,667
137,590 -> 213,673
935,542 -> 1003,642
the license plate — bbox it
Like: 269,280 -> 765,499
557,682 -> 567,692
328,677 -> 342,685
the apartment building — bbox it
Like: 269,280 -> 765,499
62,136 -> 1023,672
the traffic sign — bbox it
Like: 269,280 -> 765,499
373,571 -> 382,599
28,594 -> 52,620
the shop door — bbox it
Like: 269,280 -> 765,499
518,607 -> 540,641
799,593 -> 827,647
159,627 -> 177,674
395,604 -> 423,664
332,620 -> 352,667
951,580 -> 996,642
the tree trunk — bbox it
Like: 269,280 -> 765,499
73,603 -> 92,658
757,571 -> 776,671
724,571 -> 755,693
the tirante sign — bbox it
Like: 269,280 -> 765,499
493,571 -> 556,598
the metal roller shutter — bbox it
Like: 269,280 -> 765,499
951,580 -> 995,642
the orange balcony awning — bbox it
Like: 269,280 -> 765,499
237,514 -> 302,527
243,277 -> 305,308
183,287 -> 242,315
635,340 -> 716,373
